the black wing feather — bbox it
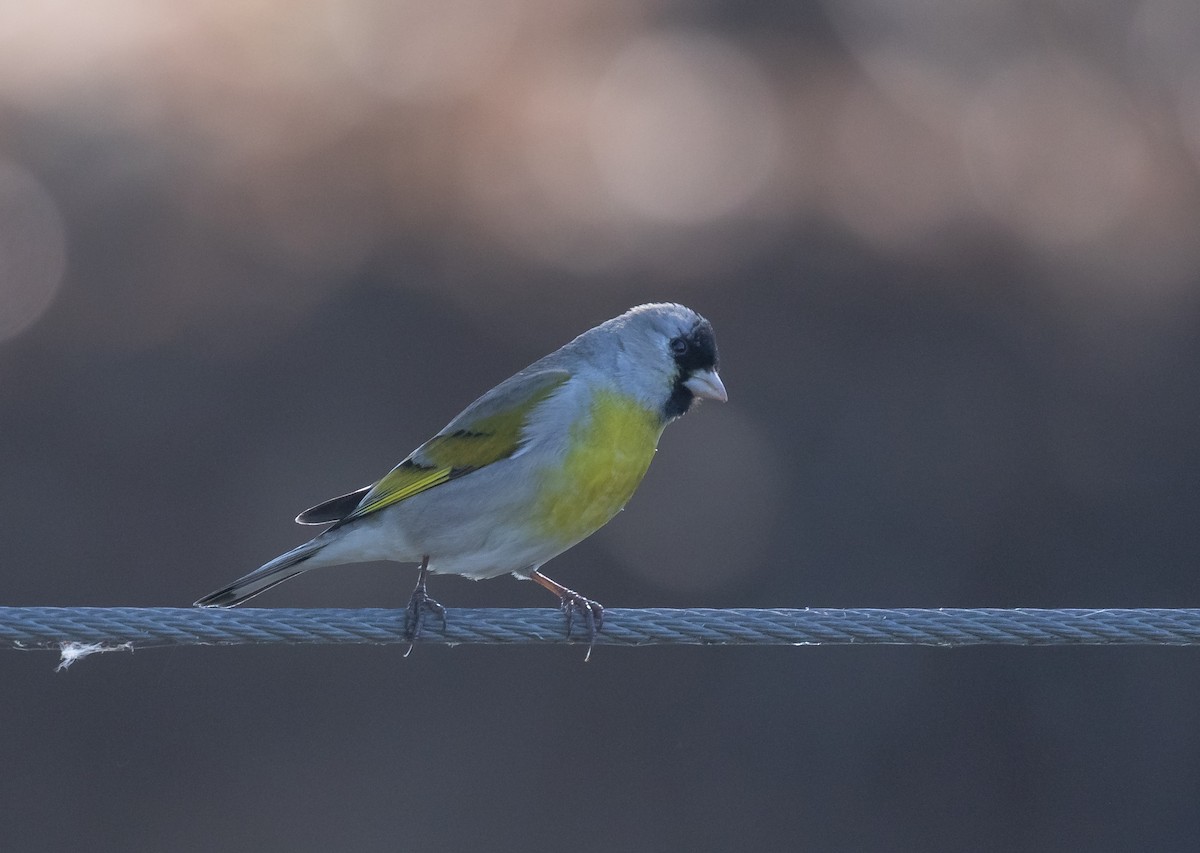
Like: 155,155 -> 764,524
295,486 -> 371,525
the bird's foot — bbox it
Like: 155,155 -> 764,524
404,556 -> 445,656
530,570 -> 605,660
403,586 -> 446,645
560,590 -> 604,661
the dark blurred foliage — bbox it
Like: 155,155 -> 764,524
3,2 -> 1200,851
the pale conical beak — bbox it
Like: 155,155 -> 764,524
684,369 -> 728,403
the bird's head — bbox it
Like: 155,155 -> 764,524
605,303 -> 727,421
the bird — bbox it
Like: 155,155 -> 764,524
194,303 -> 727,649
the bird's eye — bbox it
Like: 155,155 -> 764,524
669,337 -> 688,355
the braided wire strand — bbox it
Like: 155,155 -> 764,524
5,606 -> 1200,652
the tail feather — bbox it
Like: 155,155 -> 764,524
194,539 -> 327,608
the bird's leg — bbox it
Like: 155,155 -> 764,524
531,570 -> 604,660
404,556 -> 445,651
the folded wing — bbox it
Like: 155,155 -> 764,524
297,368 -> 571,527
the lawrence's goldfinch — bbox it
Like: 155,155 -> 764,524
195,303 -> 726,641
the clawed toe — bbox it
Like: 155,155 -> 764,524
560,592 -> 604,661
561,592 -> 604,635
404,556 -> 445,654
404,590 -> 446,642
529,570 -> 605,660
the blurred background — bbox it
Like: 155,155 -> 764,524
3,1 -> 1200,850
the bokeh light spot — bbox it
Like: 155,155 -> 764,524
327,0 -> 522,103
962,60 -> 1150,247
0,160 -> 67,343
826,76 -> 970,249
589,33 -> 782,223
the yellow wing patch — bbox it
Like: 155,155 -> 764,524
420,406 -> 540,470
349,462 -> 456,519
342,373 -> 568,522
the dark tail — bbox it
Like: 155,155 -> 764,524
194,539 -> 327,607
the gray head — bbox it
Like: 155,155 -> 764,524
597,303 -> 726,420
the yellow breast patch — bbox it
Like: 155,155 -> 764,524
534,390 -> 664,544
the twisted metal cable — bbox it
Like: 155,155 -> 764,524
6,607 -> 1200,656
